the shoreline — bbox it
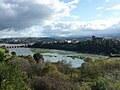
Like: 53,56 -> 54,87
30,47 -> 109,57
30,48 -> 109,59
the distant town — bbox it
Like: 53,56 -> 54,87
0,36 -> 120,45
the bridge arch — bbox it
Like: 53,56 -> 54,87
0,44 -> 29,49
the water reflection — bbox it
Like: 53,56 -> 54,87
8,48 -> 84,67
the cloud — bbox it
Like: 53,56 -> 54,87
41,18 -> 120,37
1,18 -> 120,38
0,0 -> 120,38
112,4 -> 120,9
105,0 -> 110,2
0,0 -> 55,30
0,0 -> 79,30
97,14 -> 102,17
105,4 -> 120,10
96,7 -> 104,10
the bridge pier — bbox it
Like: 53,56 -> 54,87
0,44 -> 29,49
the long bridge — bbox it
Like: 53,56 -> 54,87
0,43 -> 33,48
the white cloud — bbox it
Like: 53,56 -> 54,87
0,0 -> 79,30
105,4 -> 120,10
105,0 -> 110,2
0,0 -> 120,37
67,0 -> 79,4
97,14 -> 102,17
0,27 -> 45,38
0,17 -> 120,38
112,4 -> 120,9
96,7 -> 104,10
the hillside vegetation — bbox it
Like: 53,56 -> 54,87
0,47 -> 120,90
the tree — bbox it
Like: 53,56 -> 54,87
11,52 -> 16,56
0,51 -> 5,62
42,64 -> 58,75
0,62 -> 31,90
33,53 -> 44,63
84,57 -> 93,63
92,77 -> 112,90
23,55 -> 35,64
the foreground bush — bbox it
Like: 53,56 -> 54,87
1,49 -> 120,90
31,76 -> 80,90
0,62 -> 30,90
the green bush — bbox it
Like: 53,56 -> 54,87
0,62 -> 30,90
0,51 -> 5,62
23,55 -> 35,64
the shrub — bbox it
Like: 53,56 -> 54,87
31,76 -> 78,90
29,62 -> 45,76
23,55 -> 35,64
0,62 -> 30,90
8,58 -> 31,74
0,51 -> 5,62
33,53 -> 44,63
42,64 -> 58,75
11,51 -> 16,56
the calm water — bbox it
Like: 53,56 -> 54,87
42,52 -> 84,67
8,48 -> 107,67
9,48 -> 34,56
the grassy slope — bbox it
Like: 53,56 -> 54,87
0,48 -> 6,53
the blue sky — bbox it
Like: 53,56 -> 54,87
0,0 -> 120,38
64,0 -> 120,21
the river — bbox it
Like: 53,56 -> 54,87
8,48 -> 107,67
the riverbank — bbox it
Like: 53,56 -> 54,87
31,48 -> 109,59
8,47 -> 119,67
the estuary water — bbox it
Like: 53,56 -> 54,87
8,48 -> 107,67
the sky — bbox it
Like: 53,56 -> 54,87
0,0 -> 120,38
